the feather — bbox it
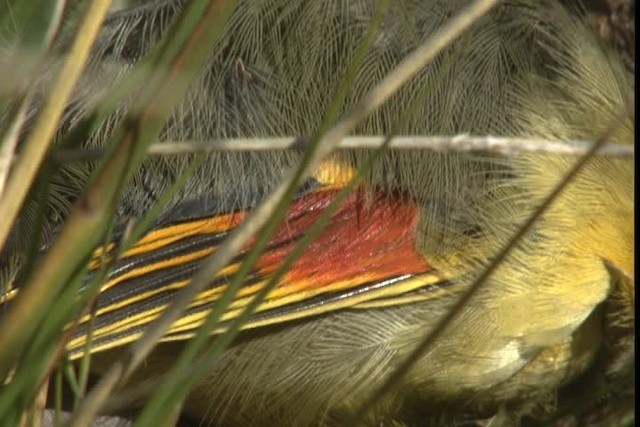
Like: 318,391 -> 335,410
0,0 -> 633,424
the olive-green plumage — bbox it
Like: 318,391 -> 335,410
1,0 -> 634,425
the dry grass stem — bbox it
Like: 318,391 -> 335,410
0,0 -> 112,247
50,135 -> 636,160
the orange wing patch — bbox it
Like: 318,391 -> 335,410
4,186 -> 446,359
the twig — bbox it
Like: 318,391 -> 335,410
51,135 -> 635,161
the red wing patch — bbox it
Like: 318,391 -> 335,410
29,186 -> 445,358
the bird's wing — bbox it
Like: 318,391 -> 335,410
2,181 -> 449,360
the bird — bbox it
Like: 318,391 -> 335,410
0,0 -> 634,425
